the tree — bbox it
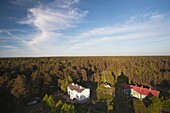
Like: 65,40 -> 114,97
58,74 -> 73,92
0,75 -> 9,89
162,99 -> 170,112
43,94 -> 55,108
30,71 -> 43,95
133,99 -> 149,113
43,94 -> 48,103
47,95 -> 55,108
55,100 -> 63,112
43,73 -> 52,86
101,71 -> 114,86
60,103 -> 75,113
92,73 -> 100,83
105,71 -> 114,86
101,72 -> 106,83
80,69 -> 87,81
11,75 -> 29,98
148,97 -> 163,113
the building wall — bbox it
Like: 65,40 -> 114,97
67,87 -> 78,100
67,87 -> 90,101
131,89 -> 140,99
80,89 -> 90,101
141,94 -> 147,99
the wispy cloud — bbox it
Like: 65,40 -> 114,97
69,31 -> 170,50
18,0 -> 88,46
69,11 -> 170,50
150,13 -> 164,21
79,23 -> 152,38
1,45 -> 18,49
2,1 -> 170,56
10,0 -> 36,5
0,29 -> 26,43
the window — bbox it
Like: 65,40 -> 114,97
76,95 -> 79,98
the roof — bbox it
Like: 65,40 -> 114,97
68,83 -> 85,93
122,84 -> 159,96
122,84 -> 133,90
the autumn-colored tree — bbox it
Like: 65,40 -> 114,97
80,69 -> 87,81
11,75 -> 29,98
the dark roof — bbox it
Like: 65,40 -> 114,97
68,83 -> 85,93
122,84 -> 133,89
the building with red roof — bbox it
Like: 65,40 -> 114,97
121,84 -> 159,99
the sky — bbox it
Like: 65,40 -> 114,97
0,0 -> 170,57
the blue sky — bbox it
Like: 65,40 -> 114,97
0,0 -> 170,57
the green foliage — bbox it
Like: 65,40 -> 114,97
60,103 -> 75,113
58,74 -> 73,92
133,99 -> 149,113
96,83 -> 113,100
101,71 -> 114,86
47,95 -> 55,108
148,97 -> 170,113
43,94 -> 55,108
162,98 -> 170,111
30,71 -> 42,95
43,94 -> 75,113
148,97 -> 163,113
55,100 -> 63,111
97,93 -> 113,100
101,72 -> 106,83
108,104 -> 113,112
44,73 -> 52,86
105,71 -> 114,86
43,94 -> 48,102
0,57 -> 170,113
91,110 -> 105,113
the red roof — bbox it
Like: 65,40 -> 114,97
122,84 -> 159,96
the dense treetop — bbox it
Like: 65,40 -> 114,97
0,56 -> 169,112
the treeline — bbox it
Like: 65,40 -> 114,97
0,56 -> 170,112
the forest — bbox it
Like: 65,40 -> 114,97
0,56 -> 170,113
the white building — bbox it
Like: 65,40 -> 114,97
67,83 -> 90,101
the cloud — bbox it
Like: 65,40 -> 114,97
1,45 -> 17,49
18,0 -> 88,46
150,14 -> 164,21
0,29 -> 26,43
69,11 -> 170,50
2,3 -> 170,56
70,31 -> 170,50
10,0 -> 36,5
70,11 -> 169,41
80,23 -> 152,38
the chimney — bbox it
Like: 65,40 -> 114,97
140,86 -> 143,90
